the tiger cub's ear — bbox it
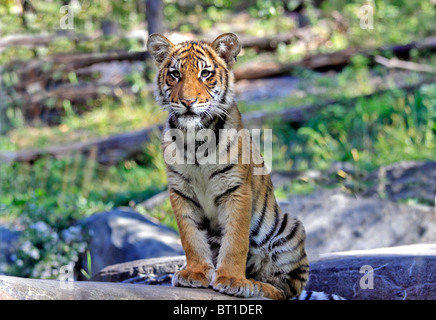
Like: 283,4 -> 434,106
147,34 -> 175,68
212,33 -> 241,69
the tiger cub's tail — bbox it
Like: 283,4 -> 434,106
293,290 -> 346,300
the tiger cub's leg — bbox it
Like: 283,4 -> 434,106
211,183 -> 258,297
169,188 -> 214,288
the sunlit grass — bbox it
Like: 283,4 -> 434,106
5,93 -> 167,150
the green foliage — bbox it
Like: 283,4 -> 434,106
137,198 -> 178,232
274,179 -> 316,199
0,142 -> 167,278
269,84 -> 436,173
320,0 -> 436,47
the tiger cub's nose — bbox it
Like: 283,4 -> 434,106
180,98 -> 197,107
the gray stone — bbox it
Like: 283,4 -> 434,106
362,161 -> 436,205
0,274 -> 263,300
279,189 -> 436,260
79,207 -> 184,277
306,243 -> 436,300
271,161 -> 435,206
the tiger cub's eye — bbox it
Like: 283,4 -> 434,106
170,70 -> 181,78
201,70 -> 211,78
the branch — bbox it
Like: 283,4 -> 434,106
235,37 -> 436,80
0,124 -> 163,166
374,55 -> 436,73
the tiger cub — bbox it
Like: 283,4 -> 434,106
147,33 -> 310,300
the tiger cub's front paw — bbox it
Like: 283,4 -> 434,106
172,266 -> 213,288
212,272 -> 259,298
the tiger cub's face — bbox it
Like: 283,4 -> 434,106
147,33 -> 241,129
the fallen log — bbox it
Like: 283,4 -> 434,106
235,37 -> 436,80
239,28 -> 310,51
0,32 -> 98,50
0,124 -> 163,166
8,83 -> 144,125
10,50 -> 150,92
19,83 -> 137,106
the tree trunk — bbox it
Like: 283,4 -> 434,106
146,0 -> 164,35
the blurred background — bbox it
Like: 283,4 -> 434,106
0,0 -> 435,280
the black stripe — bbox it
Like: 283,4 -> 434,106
209,164 -> 235,179
289,286 -> 298,297
207,227 -> 222,239
273,245 -> 307,267
270,219 -> 301,249
305,291 -> 313,300
193,55 -> 207,65
250,184 -> 271,239
197,217 -> 209,230
245,262 -> 255,278
271,263 -> 308,278
214,184 -> 241,207
184,139 -> 197,165
167,166 -> 190,183
257,203 -> 280,247
252,174 -> 265,213
208,240 -> 221,250
204,85 -> 214,97
198,217 -> 220,237
288,267 -> 309,282
176,47 -> 192,56
273,212 -> 288,239
212,113 -> 227,145
185,215 -> 202,227
168,114 -> 179,129
171,188 -> 201,209
220,71 -> 229,103
190,53 -> 208,64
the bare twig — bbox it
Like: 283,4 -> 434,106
374,55 -> 436,73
